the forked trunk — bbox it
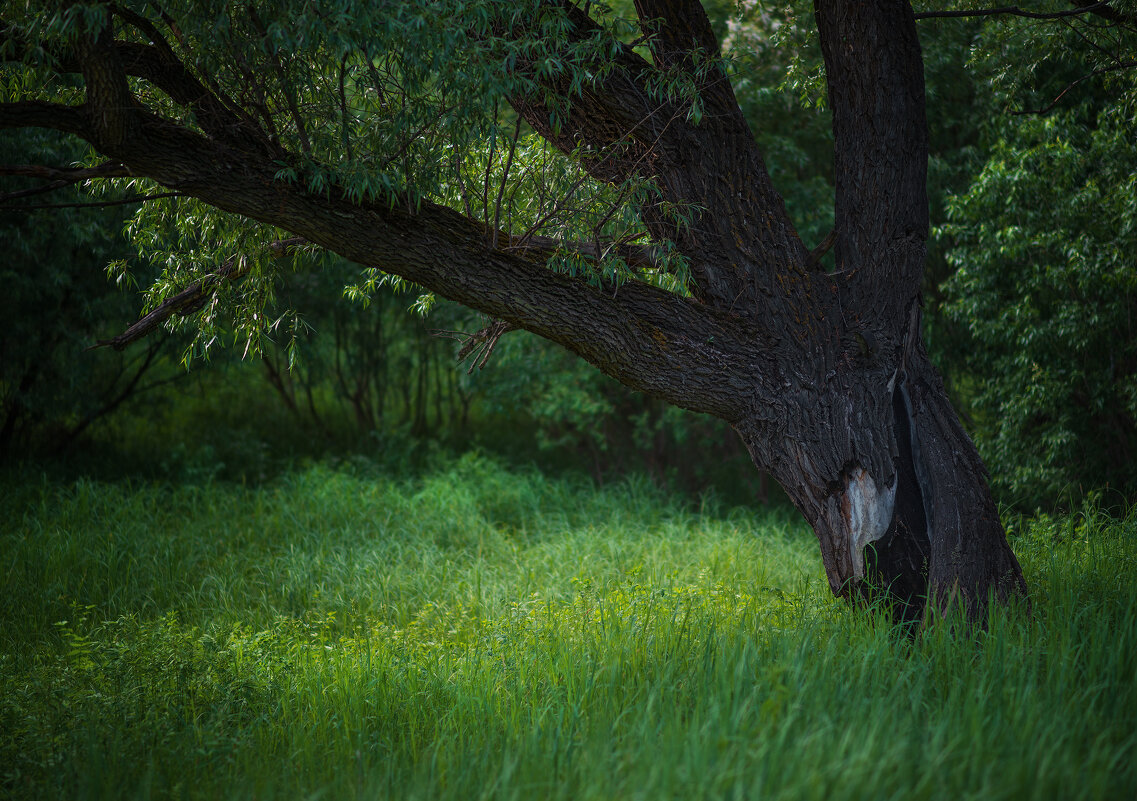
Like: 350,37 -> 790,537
736,0 -> 1026,620
734,327 -> 1027,621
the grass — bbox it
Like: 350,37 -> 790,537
2,453 -> 1135,800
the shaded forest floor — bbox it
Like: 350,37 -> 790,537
2,454 -> 1135,800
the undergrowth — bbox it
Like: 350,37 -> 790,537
2,454 -> 1135,800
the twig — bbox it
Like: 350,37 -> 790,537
339,52 -> 354,161
806,228 -> 838,269
492,116 -> 523,248
247,6 -> 312,158
0,192 -> 185,209
433,319 -> 516,373
914,4 -> 1110,21
1013,60 -> 1137,115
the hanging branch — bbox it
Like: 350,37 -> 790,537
91,237 -> 307,351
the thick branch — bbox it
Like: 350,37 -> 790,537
510,2 -> 807,312
0,101 -> 90,137
111,40 -> 278,157
40,99 -> 776,419
3,4 -> 801,420
815,0 -> 929,301
74,26 -> 140,148
3,21 -> 276,158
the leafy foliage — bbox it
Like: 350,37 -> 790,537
940,107 -> 1137,504
934,4 -> 1137,505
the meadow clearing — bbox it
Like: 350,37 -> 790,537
2,454 -> 1135,800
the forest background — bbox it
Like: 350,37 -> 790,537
2,2 -> 1136,799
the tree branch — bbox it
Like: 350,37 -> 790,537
0,101 -> 90,137
0,161 -> 132,201
815,0 -> 928,302
0,162 -> 131,181
1070,0 -> 1137,25
246,5 -> 312,158
2,19 -> 277,158
1012,59 -> 1137,114
55,340 -> 163,451
132,117 -> 775,419
914,3 -> 1111,20
805,229 -> 838,270
509,2 -> 807,312
434,319 -> 518,373
0,192 -> 185,210
509,233 -> 660,272
110,40 -> 278,157
6,5 -> 788,421
73,25 -> 140,148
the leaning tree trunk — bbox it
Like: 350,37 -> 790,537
520,0 -> 1030,620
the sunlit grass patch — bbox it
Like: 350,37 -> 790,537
2,457 -> 1135,800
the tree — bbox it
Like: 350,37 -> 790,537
1,0 -> 1052,620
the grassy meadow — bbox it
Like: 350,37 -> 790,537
2,453 -> 1136,800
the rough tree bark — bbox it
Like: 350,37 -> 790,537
0,0 -> 1028,619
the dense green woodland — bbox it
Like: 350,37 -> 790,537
2,1 -> 1137,799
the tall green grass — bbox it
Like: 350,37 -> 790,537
2,455 -> 1135,800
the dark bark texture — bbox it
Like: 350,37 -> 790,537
0,0 -> 1028,619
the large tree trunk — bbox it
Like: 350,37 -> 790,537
733,311 -> 1027,620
